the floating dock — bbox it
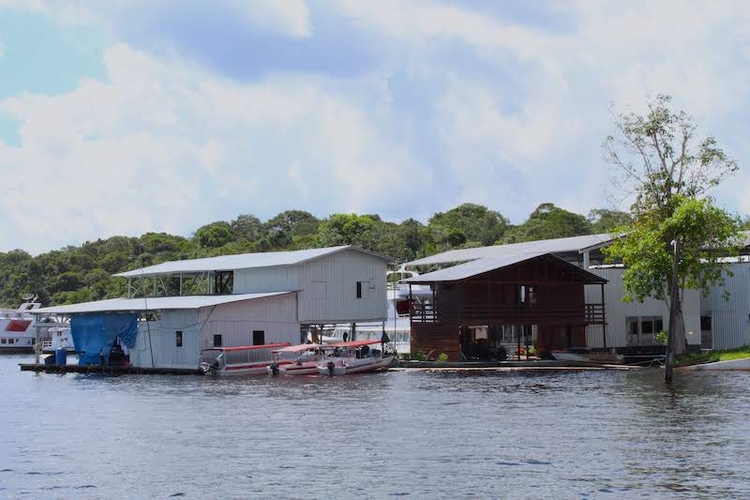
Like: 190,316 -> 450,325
19,363 -> 202,376
396,360 -> 637,371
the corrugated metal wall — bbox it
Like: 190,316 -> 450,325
298,249 -> 387,323
131,310 -> 201,369
233,265 -> 301,293
197,294 -> 300,350
585,268 -> 701,349
701,263 -> 750,349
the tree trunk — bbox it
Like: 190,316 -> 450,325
673,302 -> 687,356
665,239 -> 680,383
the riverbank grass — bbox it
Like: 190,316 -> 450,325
676,346 -> 750,367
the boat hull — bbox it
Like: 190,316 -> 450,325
204,360 -> 294,376
273,362 -> 318,376
316,356 -> 395,376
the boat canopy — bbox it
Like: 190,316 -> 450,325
274,339 -> 384,354
273,343 -> 332,353
331,339 -> 383,348
205,342 -> 291,352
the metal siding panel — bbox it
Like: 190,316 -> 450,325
584,268 -> 701,349
131,311 -> 201,369
701,263 -> 750,349
298,249 -> 387,323
233,266 -> 301,293
198,294 -> 300,350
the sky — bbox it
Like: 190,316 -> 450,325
1,0 -> 749,255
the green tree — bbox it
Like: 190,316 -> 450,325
603,94 -> 740,382
316,213 -> 379,249
588,208 -> 632,233
504,203 -> 592,243
230,214 -> 264,243
264,210 -> 319,249
428,203 -> 508,248
194,221 -> 234,248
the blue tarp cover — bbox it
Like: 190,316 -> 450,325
71,313 -> 138,365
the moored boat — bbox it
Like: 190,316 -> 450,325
0,296 -> 43,353
316,339 -> 395,376
267,343 -> 333,376
200,343 -> 292,376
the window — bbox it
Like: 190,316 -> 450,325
356,281 -> 369,299
7,338 -> 14,344
626,316 -> 663,345
175,331 -> 183,347
253,330 -> 265,346
0,339 -> 5,344
213,334 -> 223,347
641,319 -> 654,335
527,286 -> 537,306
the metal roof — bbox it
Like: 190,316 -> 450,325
405,252 -> 607,283
31,292 -> 294,315
116,245 -> 389,278
405,233 -> 616,267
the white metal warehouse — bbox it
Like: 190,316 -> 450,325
33,246 -> 390,369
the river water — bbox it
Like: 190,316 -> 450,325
1,355 -> 749,499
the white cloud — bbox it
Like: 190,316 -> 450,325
0,43 -> 431,254
239,0 -> 311,38
0,0 -> 312,38
2,1 -> 750,251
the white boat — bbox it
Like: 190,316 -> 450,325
267,343 -> 333,376
551,349 -> 623,364
0,295 -> 73,354
316,339 -> 395,376
42,326 -> 75,354
199,342 -> 292,376
1,296 -> 43,353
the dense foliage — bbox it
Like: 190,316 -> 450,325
0,203 -> 632,307
603,94 -> 741,380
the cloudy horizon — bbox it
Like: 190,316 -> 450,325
1,0 -> 749,255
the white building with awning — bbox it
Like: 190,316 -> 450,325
33,246 -> 390,369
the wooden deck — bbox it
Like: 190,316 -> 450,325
19,363 -> 202,376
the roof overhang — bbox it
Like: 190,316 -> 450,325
115,246 -> 392,279
31,292 -> 295,315
406,252 -> 607,284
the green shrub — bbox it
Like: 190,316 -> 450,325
411,351 -> 427,361
437,352 -> 449,362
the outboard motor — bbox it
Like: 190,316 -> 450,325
269,362 -> 280,376
326,361 -> 335,377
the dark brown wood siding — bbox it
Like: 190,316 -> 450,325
411,322 -> 460,361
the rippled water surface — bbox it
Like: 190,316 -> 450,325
1,355 -> 749,499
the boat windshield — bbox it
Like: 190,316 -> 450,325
200,349 -> 224,365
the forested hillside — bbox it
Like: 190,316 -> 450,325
0,203 -> 633,307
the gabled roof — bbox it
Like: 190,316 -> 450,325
405,233 -> 616,267
31,292 -> 294,315
405,253 -> 607,284
115,245 -> 390,278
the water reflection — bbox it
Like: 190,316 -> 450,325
1,356 -> 749,498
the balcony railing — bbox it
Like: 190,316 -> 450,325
411,301 -> 606,325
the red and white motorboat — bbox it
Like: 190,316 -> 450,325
200,343 -> 292,376
316,339 -> 395,376
267,343 -> 333,376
